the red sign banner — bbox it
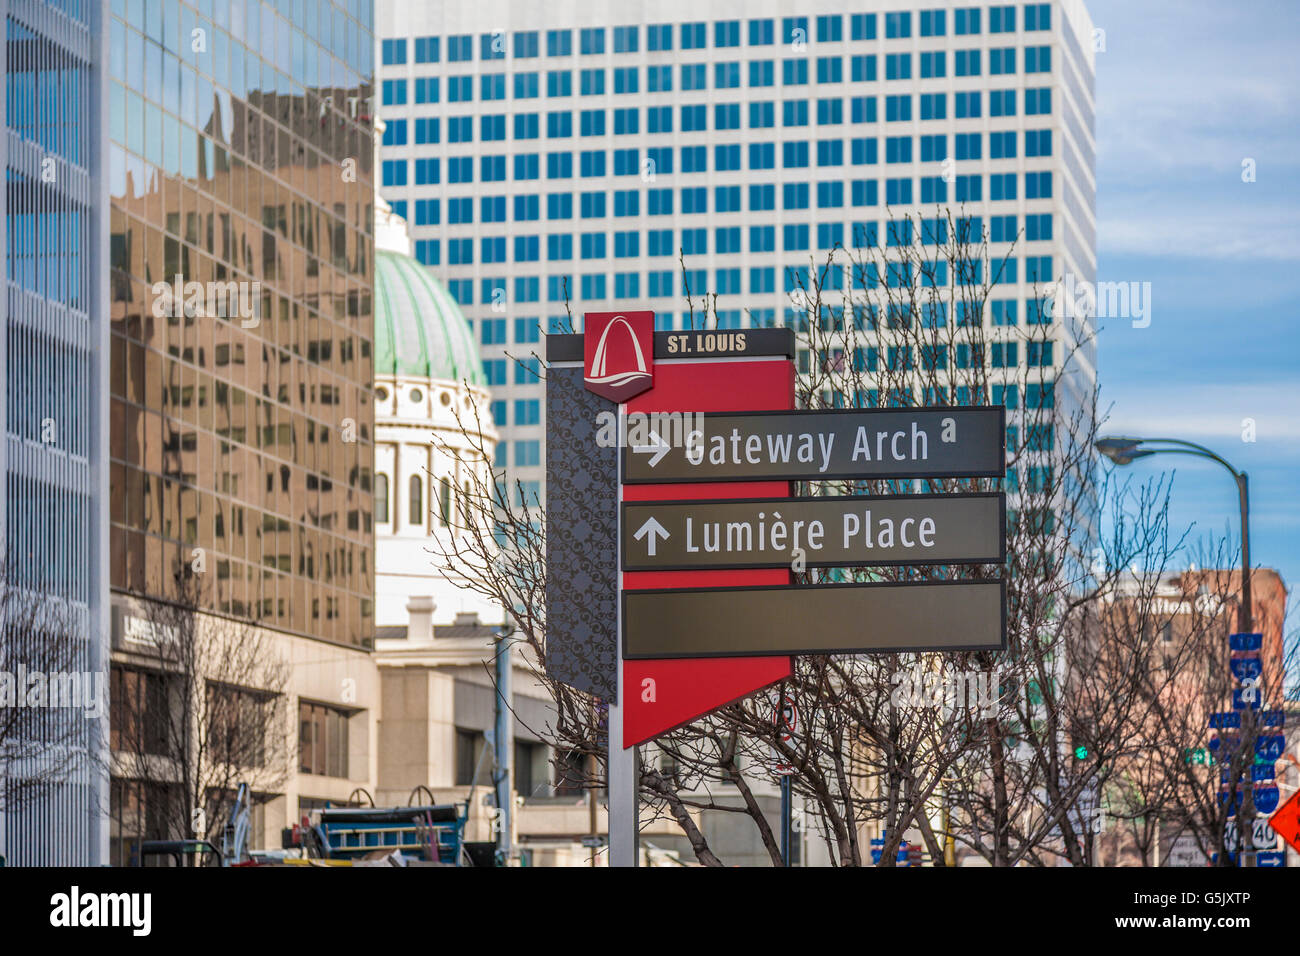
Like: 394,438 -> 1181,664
622,352 -> 794,746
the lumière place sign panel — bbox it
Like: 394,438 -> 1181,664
621,406 -> 1005,484
621,493 -> 1005,571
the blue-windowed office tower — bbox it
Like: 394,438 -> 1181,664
376,0 -> 1097,510
1,0 -> 110,865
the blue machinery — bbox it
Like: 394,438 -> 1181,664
222,783 -> 252,865
311,800 -> 472,865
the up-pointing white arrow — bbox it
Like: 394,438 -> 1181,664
630,429 -> 670,468
633,516 -> 670,556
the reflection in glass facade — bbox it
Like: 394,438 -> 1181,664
107,0 -> 375,646
2,0 -> 109,865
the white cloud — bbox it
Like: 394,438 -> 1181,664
1099,209 -> 1300,261
1092,0 -> 1300,262
1102,383 -> 1300,444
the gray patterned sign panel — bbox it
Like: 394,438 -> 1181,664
544,365 -> 618,700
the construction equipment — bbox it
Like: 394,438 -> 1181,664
136,840 -> 223,867
221,782 -> 252,866
282,788 -> 476,865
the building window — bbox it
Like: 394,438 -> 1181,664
514,398 -> 540,424
207,682 -> 274,768
456,729 -> 490,785
299,701 -> 350,778
409,474 -> 423,528
111,666 -> 171,756
109,779 -> 180,867
515,740 -> 550,798
439,477 -> 452,527
553,749 -> 587,795
375,474 -> 389,524
515,440 -> 541,468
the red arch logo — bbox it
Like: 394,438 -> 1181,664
584,311 -> 654,402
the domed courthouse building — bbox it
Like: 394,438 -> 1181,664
365,197 -> 600,861
370,198 -> 501,630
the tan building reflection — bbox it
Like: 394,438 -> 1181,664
109,85 -> 374,647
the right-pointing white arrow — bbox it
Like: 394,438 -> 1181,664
633,516 -> 670,556
630,429 -> 670,468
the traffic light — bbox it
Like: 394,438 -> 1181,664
1073,744 -> 1089,760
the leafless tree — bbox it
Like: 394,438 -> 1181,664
110,569 -> 291,855
1115,545 -> 1299,867
0,564 -> 105,815
425,209 -> 1258,867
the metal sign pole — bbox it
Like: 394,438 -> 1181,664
494,627 -> 513,864
608,405 -> 639,867
780,775 -> 792,867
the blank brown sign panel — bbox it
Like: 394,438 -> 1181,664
622,579 -> 1006,659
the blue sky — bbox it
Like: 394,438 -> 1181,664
1090,0 -> 1300,631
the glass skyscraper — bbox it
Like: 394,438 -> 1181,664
105,0 -> 375,861
108,0 -> 375,643
2,0 -> 110,866
376,0 -> 1097,503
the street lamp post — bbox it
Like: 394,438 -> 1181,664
1094,436 -> 1256,867
493,622 -> 516,865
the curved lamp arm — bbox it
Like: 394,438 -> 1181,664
1099,436 -> 1241,478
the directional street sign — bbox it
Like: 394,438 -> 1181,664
622,406 -> 1005,484
1229,657 -> 1263,681
1210,733 -> 1284,762
1229,632 -> 1263,651
1257,734 -> 1286,760
1225,818 -> 1279,852
1232,687 -> 1262,711
618,329 -> 797,747
623,578 -> 1006,659
1269,789 -> 1300,858
1254,785 -> 1281,814
546,320 -> 1010,802
621,493 -> 1005,571
545,328 -> 795,705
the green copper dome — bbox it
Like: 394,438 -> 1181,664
374,249 -> 484,386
